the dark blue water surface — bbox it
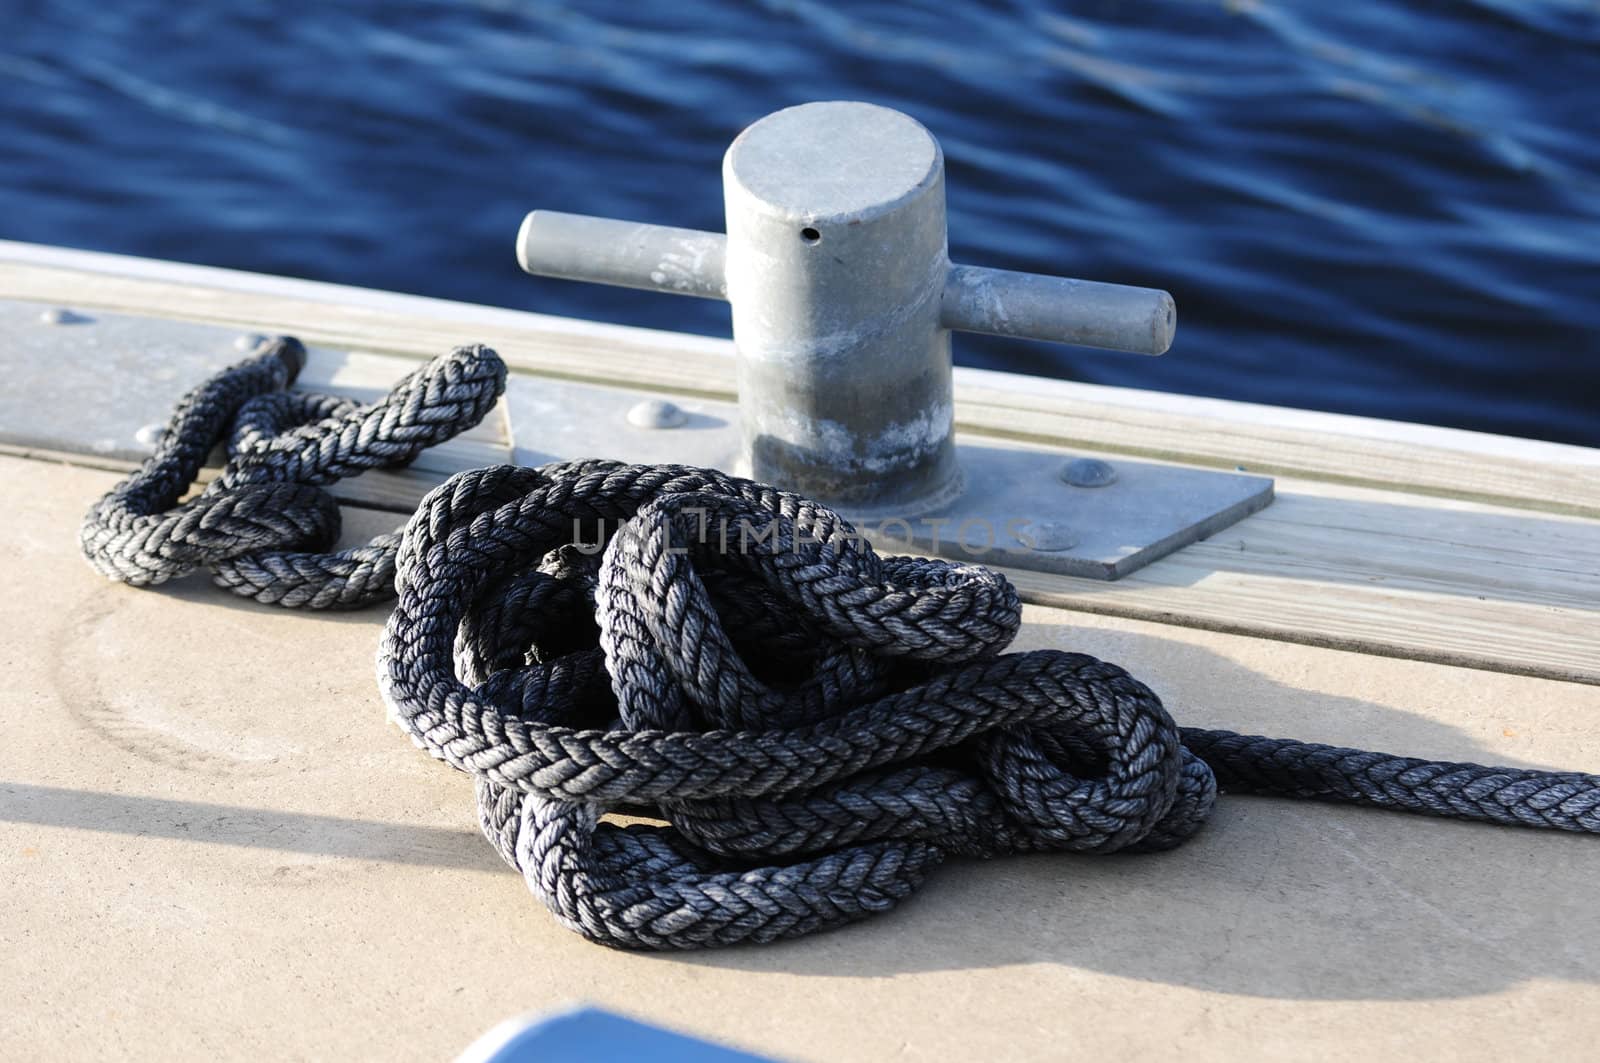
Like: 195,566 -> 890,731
5,1 -> 1598,445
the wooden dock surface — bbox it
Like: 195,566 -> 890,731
3,242 -> 1598,1061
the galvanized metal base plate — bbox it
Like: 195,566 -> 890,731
0,297 -> 1270,583
503,377 -> 1273,581
878,442 -> 1273,579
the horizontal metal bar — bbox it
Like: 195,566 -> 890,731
516,211 -> 729,301
942,264 -> 1175,356
517,211 -> 1175,355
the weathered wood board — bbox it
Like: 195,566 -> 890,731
6,240 -> 1597,516
3,241 -> 1596,685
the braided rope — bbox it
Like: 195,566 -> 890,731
80,337 -> 507,608
377,460 -> 1600,951
79,345 -> 1600,951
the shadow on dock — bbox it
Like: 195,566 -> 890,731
666,631 -> 1600,1002
0,783 -> 503,873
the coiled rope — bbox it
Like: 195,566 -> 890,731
80,336 -> 506,607
84,342 -> 1600,951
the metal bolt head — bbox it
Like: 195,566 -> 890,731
626,399 -> 687,430
134,423 -> 164,448
234,332 -> 267,351
39,307 -> 88,325
1014,520 -> 1079,552
1061,457 -> 1117,488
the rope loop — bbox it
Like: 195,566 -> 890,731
82,350 -> 1600,952
380,459 -> 1600,951
80,337 -> 506,608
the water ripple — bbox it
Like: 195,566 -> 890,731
1,0 -> 1596,445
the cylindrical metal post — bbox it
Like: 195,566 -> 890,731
723,101 -> 961,513
514,100 -> 1181,514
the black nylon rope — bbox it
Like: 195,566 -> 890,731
80,336 -> 507,608
82,342 -> 1600,951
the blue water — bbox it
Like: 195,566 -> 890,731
4,1 -> 1598,445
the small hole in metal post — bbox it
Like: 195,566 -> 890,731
800,227 -> 821,244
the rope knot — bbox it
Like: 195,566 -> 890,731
380,461 -> 1232,949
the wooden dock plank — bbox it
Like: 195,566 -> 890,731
3,243 -> 1597,685
955,384 -> 1600,519
16,435 -> 1597,684
1001,477 -> 1600,684
5,244 -> 1598,515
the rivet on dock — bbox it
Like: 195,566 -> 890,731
625,398 -> 687,430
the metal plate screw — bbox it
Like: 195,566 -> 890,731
1061,457 -> 1118,488
234,333 -> 267,351
39,307 -> 88,325
134,423 -> 164,448
626,399 -> 687,430
1015,520 -> 1080,552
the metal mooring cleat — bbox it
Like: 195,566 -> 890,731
516,100 -> 1272,578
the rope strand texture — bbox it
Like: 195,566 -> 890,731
80,337 -> 507,608
377,460 -> 1600,951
